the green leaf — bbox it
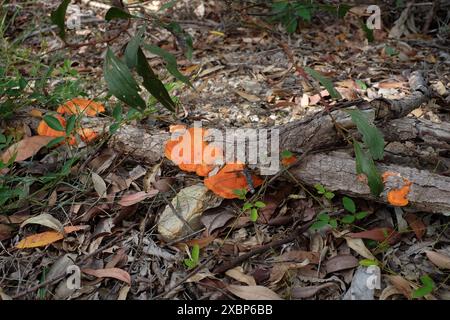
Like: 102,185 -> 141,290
341,215 -> 355,224
353,140 -> 384,196
296,5 -> 311,22
0,134 -> 6,144
314,183 -> 326,194
304,67 -> 342,100
310,220 -> 328,231
47,137 -> 65,148
285,18 -> 298,34
328,219 -> 338,228
359,259 -> 379,267
43,115 -> 65,132
348,109 -> 384,160
105,7 -> 135,21
184,259 -> 194,269
342,196 -> 356,213
109,123 -> 120,134
355,79 -> 367,90
360,20 -> 374,42
142,44 -> 192,87
158,0 -> 178,12
355,211 -> 368,220
318,213 -> 330,222
242,202 -> 253,211
136,48 -> 176,112
250,208 -> 258,222
112,105 -> 122,121
50,0 -> 70,39
412,275 -> 435,298
65,115 -> 76,135
104,48 -> 146,109
164,22 -> 193,60
324,192 -> 335,200
281,150 -> 293,158
124,27 -> 145,69
233,188 -> 247,199
385,46 -> 398,56
191,244 -> 200,263
254,201 -> 266,208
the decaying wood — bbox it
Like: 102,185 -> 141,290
6,71 -> 449,213
292,152 -> 450,214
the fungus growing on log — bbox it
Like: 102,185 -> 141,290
204,163 -> 263,199
37,114 -> 66,138
164,126 -> 263,198
56,98 -> 105,116
382,171 -> 412,207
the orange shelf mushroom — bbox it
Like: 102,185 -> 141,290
164,126 -> 263,198
36,98 -> 103,146
382,171 -> 412,207
37,114 -> 66,138
204,163 -> 263,199
57,98 -> 105,116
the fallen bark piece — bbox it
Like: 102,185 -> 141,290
157,184 -> 223,241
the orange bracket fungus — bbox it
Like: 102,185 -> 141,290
36,98 -> 103,146
164,126 -> 263,198
382,171 -> 412,207
56,98 -> 105,116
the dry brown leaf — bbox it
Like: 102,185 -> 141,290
227,285 -> 282,300
91,172 -> 107,198
387,275 -> 413,299
425,250 -> 450,269
1,136 -> 53,164
20,213 -> 64,234
325,254 -> 359,274
235,90 -> 260,102
16,225 -> 87,249
347,227 -> 400,244
291,283 -> 337,299
0,224 -> 14,241
117,285 -> 130,300
344,237 -> 376,260
380,285 -> 403,300
404,213 -> 426,240
118,190 -> 159,207
226,267 -> 257,286
82,267 -> 131,285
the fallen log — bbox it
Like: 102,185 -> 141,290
5,72 -> 449,213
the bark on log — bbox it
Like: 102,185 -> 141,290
292,152 -> 450,214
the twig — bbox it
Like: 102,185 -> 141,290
212,220 -> 315,274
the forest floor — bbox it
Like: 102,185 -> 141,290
0,0 -> 449,300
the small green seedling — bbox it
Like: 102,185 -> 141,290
341,196 -> 368,224
412,275 -> 435,299
314,183 -> 335,200
310,211 -> 337,231
184,244 -> 200,270
359,259 -> 379,267
243,200 -> 266,222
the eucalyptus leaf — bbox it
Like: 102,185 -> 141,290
353,140 -> 383,196
142,44 -> 192,87
105,7 -> 135,21
304,66 -> 342,99
104,48 -> 146,109
50,0 -> 70,39
348,109 -> 384,160
43,115 -> 65,132
136,48 -> 176,112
